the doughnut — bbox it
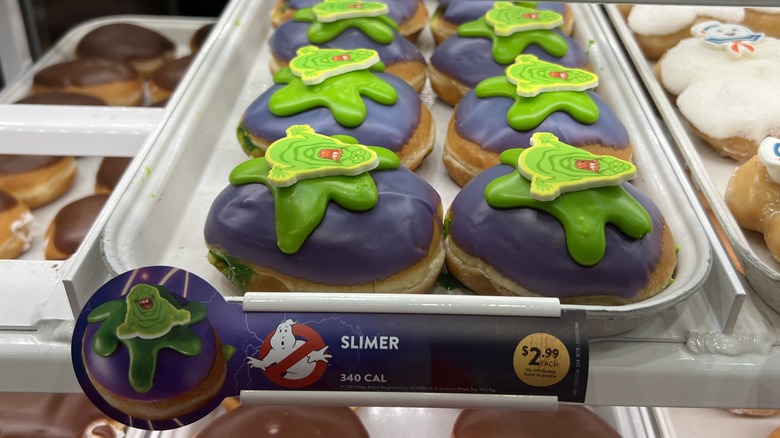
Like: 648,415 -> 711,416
44,193 -> 108,260
205,125 -> 445,293
270,0 -> 428,42
148,55 -> 194,105
0,392 -> 127,438
0,190 -> 35,259
197,405 -> 368,437
429,2 -> 589,106
32,59 -> 143,106
444,133 -> 677,305
430,0 -> 574,45
191,23 -> 215,52
95,156 -> 133,194
237,47 -> 434,171
656,21 -> 780,161
15,91 -> 106,105
769,426 -> 780,438
0,155 -> 77,209
81,282 -> 229,421
452,406 -> 620,438
269,2 -> 427,92
626,6 -> 745,60
75,23 -> 176,77
444,55 -> 631,186
725,137 -> 780,264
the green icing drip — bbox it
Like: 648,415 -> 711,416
484,148 -> 652,266
457,17 -> 568,65
294,7 -> 398,44
237,125 -> 262,156
475,75 -> 598,131
87,285 -> 207,393
208,250 -> 253,290
436,272 -> 468,291
229,131 -> 400,254
270,67 -> 397,128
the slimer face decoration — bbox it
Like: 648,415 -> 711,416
290,46 -> 380,85
484,132 -> 651,266
270,46 -> 397,128
116,284 -> 191,340
475,55 -> 599,131
485,1 -> 563,36
458,3 -> 567,65
87,284 -> 208,393
294,0 -> 399,45
229,125 -> 400,254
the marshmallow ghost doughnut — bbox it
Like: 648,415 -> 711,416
657,21 -> 780,161
726,136 -> 780,263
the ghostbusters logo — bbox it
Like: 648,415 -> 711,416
246,319 -> 332,388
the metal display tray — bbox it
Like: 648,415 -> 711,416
604,5 -> 780,316
95,0 -> 712,338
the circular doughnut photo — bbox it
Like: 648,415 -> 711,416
71,266 -> 236,430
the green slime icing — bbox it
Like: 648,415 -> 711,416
87,284 -> 207,393
270,66 -> 396,128
295,7 -> 399,44
475,75 -> 598,131
484,149 -> 652,266
457,16 -> 568,65
116,284 -> 191,340
229,133 -> 400,254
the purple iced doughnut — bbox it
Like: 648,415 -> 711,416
270,21 -> 425,68
447,164 -> 668,299
430,30 -> 589,89
239,73 -> 421,154
204,166 -> 442,286
454,89 -> 630,152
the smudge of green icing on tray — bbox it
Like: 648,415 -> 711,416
475,75 -> 598,131
208,250 -> 253,290
87,284 -> 207,393
270,63 -> 396,128
485,2 -> 563,36
229,127 -> 400,254
294,5 -> 399,44
518,132 -> 637,201
484,140 -> 651,266
457,16 -> 568,65
290,46 -> 380,85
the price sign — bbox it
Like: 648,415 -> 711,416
72,267 -> 589,431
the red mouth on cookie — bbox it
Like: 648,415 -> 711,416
348,3 -> 364,8
523,13 -> 539,20
136,297 -> 154,310
549,71 -> 569,80
331,54 -> 352,62
575,159 -> 599,172
318,148 -> 343,161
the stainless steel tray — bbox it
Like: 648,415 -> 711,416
99,0 -> 712,337
605,4 -> 780,314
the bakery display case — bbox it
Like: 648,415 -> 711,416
1,0 -> 780,436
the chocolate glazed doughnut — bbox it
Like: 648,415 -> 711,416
0,155 -> 77,209
44,194 -> 108,260
0,190 -> 34,259
197,406 -> 369,438
32,59 -> 143,106
76,23 -> 176,77
95,156 -> 133,194
148,55 -> 194,105
452,406 -> 621,438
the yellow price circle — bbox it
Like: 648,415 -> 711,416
513,332 -> 570,387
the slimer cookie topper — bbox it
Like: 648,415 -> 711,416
519,132 -> 636,201
116,284 -> 191,340
312,0 -> 389,23
506,54 -> 598,98
290,46 -> 380,85
758,136 -> 780,184
691,21 -> 764,58
230,126 -> 400,253
485,2 -> 563,37
265,125 -> 380,187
